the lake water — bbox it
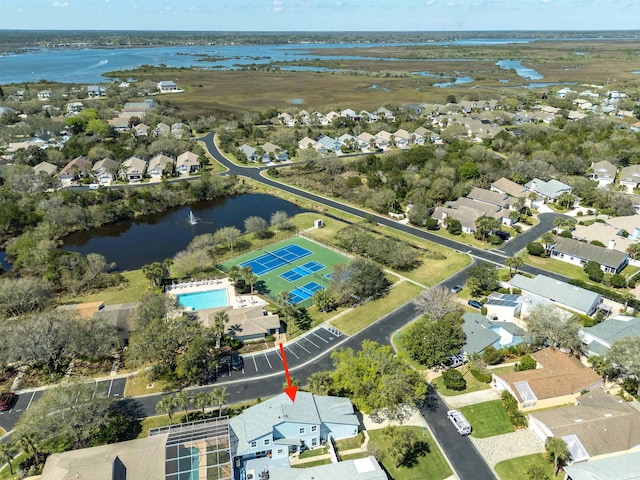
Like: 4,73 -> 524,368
495,59 -> 544,80
61,193 -> 306,271
0,38 -> 539,84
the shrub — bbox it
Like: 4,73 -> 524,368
526,242 -> 545,256
558,230 -> 573,238
501,391 -> 519,416
611,274 -> 626,288
470,368 -> 492,383
584,261 -> 604,283
623,377 -> 639,396
591,240 -> 606,247
510,410 -> 528,429
482,346 -> 504,365
515,354 -> 536,371
425,218 -> 440,230
446,219 -> 462,235
442,369 -> 466,391
346,176 -> 362,188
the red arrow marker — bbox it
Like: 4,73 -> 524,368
279,343 -> 298,402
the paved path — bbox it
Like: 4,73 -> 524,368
441,389 -> 501,409
470,429 -> 544,467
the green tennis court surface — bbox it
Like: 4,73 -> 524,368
220,237 -> 349,305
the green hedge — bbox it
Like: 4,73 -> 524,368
568,278 -> 639,310
470,368 -> 492,383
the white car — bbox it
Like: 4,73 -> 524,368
447,410 -> 472,435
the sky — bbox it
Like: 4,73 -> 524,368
2,0 -> 639,32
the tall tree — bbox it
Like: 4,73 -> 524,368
173,390 -> 192,422
212,311 -> 229,348
403,314 -> 466,368
214,226 -> 241,255
244,216 -> 269,238
307,371 -> 333,396
156,395 -> 177,425
504,255 -> 524,277
191,391 -> 211,415
0,442 -> 15,476
210,386 -> 229,418
414,286 -> 462,321
545,437 -> 569,475
270,210 -> 291,231
466,261 -> 499,297
382,426 -> 423,468
142,262 -> 165,288
175,332 -> 217,386
331,340 -> 428,420
328,258 -> 389,306
525,304 -> 583,353
607,337 -> 640,393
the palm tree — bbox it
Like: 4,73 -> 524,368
505,255 -> 525,277
244,272 -> 258,294
545,437 -> 569,475
0,442 -> 15,476
156,395 -> 177,425
210,386 -> 229,418
18,434 -> 41,467
192,391 -> 211,415
212,311 -> 229,348
174,390 -> 192,423
228,265 -> 242,283
307,371 -> 333,396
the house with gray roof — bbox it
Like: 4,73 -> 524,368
432,205 -> 485,234
446,196 -> 511,226
589,160 -> 617,188
92,157 -> 119,185
461,313 -> 524,355
549,236 -> 629,274
317,135 -> 341,153
239,144 -> 258,162
525,178 -> 573,203
528,390 -> 640,463
261,142 -> 288,162
176,151 -> 200,175
564,451 -> 640,480
581,315 -> 640,356
619,165 -> 640,193
148,153 -> 175,179
157,80 -> 178,93
509,274 -> 602,316
485,293 -> 522,322
59,156 -> 92,186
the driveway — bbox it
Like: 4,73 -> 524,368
470,429 -> 544,467
496,212 -> 567,257
441,389 -> 501,409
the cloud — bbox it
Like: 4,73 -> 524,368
273,0 -> 283,12
542,0 -> 552,3
426,0 -> 436,5
52,1 -> 69,6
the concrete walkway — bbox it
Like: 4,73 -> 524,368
442,389 -> 501,409
470,429 -> 544,467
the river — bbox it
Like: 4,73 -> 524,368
61,193 -> 307,271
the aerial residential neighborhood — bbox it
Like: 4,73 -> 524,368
2,22 -> 640,480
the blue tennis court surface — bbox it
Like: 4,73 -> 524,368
290,281 -> 325,304
280,261 -> 325,282
240,244 -> 312,276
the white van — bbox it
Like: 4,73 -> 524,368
447,410 -> 472,435
89,184 -> 100,190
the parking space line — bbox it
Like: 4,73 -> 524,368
285,346 -> 300,359
295,342 -> 311,354
312,331 -> 330,343
252,356 -> 258,372
264,353 -> 273,369
107,379 -> 113,397
26,392 -> 36,410
303,336 -> 320,349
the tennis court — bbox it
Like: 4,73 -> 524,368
239,244 -> 312,276
220,237 -> 350,308
280,261 -> 325,282
289,282 -> 325,304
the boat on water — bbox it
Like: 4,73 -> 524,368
188,210 -> 198,225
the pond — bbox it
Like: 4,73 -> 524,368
61,193 -> 307,271
496,59 -> 543,80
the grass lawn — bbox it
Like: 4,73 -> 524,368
64,269 -> 150,304
525,253 -> 593,283
291,458 -> 333,468
0,451 -> 28,479
430,366 -> 491,396
495,453 -> 560,480
489,365 -> 516,376
331,281 -> 422,335
124,370 -> 172,397
367,426 -> 452,480
299,446 -> 329,459
334,432 -> 365,452
460,400 -> 514,438
219,236 -> 350,309
136,415 -> 172,439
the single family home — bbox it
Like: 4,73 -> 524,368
581,315 -> 640,356
157,80 -> 178,93
461,313 -> 524,356
239,144 -> 258,162
589,160 -> 617,188
33,161 -> 58,177
59,156 -> 92,186
119,156 -> 147,182
176,151 -> 200,175
548,236 -> 629,274
525,178 -> 573,204
147,153 -> 175,179
619,165 -> 640,193
91,157 -> 120,185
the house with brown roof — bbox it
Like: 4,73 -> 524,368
59,156 -> 92,186
202,306 -> 280,342
490,177 -> 529,200
33,161 -> 58,176
528,390 -> 640,462
92,158 -> 119,185
589,160 -> 617,189
619,165 -> 640,193
493,347 -> 603,411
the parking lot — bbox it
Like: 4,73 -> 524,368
0,377 -> 126,432
216,326 -> 347,380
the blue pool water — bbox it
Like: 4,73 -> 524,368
177,289 -> 229,310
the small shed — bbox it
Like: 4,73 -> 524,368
314,219 -> 324,228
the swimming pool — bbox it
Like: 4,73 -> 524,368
177,289 -> 229,310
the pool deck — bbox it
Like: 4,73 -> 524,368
165,278 -> 267,310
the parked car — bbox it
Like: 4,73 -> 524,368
468,299 -> 483,309
450,285 -> 463,294
442,354 -> 466,370
0,392 -> 18,411
447,409 -> 472,435
219,355 -> 231,367
231,351 -> 244,371
495,231 -> 510,241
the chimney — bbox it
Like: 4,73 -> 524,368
608,239 -> 616,250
